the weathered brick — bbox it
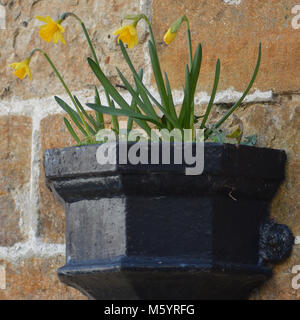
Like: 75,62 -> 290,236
251,271 -> 298,300
0,116 -> 32,246
39,114 -> 79,243
0,256 -> 86,300
2,0 -> 147,100
152,0 -> 300,93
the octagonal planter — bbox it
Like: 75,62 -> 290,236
44,142 -> 293,300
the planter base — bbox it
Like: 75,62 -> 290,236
58,257 -> 271,300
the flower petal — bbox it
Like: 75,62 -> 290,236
113,26 -> 126,35
36,16 -> 53,24
26,65 -> 32,81
9,62 -> 20,69
57,23 -> 65,33
57,31 -> 66,44
128,24 -> 137,36
53,31 -> 59,44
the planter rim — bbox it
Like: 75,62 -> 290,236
44,142 -> 286,180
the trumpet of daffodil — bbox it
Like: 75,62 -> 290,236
113,23 -> 138,49
9,58 -> 32,80
36,16 -> 66,44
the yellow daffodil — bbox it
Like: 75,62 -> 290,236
164,28 -> 177,45
113,23 -> 138,49
9,58 -> 32,80
36,16 -> 66,44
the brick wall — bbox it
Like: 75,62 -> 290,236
0,0 -> 299,299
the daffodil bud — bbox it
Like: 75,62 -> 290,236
164,15 -> 189,45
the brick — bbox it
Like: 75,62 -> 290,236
39,114 -> 79,243
152,0 -> 300,93
0,256 -> 86,300
251,272 -> 297,300
0,195 -> 23,247
3,0 -> 147,100
0,116 -> 32,246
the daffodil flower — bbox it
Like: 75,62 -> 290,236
163,28 -> 177,45
113,23 -> 138,49
9,58 -> 32,80
36,16 -> 66,44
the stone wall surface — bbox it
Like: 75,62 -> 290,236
0,0 -> 299,299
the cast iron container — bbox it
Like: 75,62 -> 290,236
44,142 -> 293,299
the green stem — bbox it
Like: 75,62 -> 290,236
81,22 -> 100,66
62,12 -> 100,67
62,12 -> 114,134
31,49 -> 92,138
181,16 -> 192,69
141,14 -> 156,49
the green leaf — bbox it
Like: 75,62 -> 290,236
179,44 -> 202,128
132,72 -> 179,129
164,72 -> 178,126
189,43 -> 202,96
200,59 -> 220,129
86,103 -> 162,128
88,58 -> 133,112
204,43 -> 262,141
110,99 -> 119,134
63,117 -> 81,144
119,41 -> 165,112
148,40 -> 169,112
128,68 -> 143,132
54,96 -> 88,137
73,95 -> 98,133
94,86 -> 105,129
214,43 -> 262,129
104,89 -> 119,134
183,64 -> 191,127
89,59 -> 152,136
116,67 -> 159,121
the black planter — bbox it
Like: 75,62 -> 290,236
44,142 -> 294,300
